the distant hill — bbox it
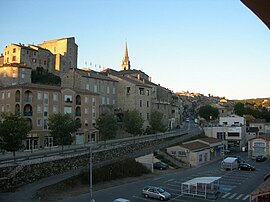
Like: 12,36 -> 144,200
234,98 -> 270,108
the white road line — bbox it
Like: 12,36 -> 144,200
228,193 -> 238,199
166,179 -> 175,182
222,192 -> 231,198
242,195 -> 250,200
236,194 -> 244,200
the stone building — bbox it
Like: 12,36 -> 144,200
0,83 -> 99,150
0,64 -> 31,87
61,68 -> 118,115
38,37 -> 78,75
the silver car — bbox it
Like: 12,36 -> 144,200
142,186 -> 171,201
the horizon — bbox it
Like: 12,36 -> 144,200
1,0 -> 270,100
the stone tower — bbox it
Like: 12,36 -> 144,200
121,42 -> 130,71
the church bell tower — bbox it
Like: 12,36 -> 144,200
121,42 -> 131,71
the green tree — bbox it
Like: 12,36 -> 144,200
96,113 -> 118,142
48,113 -> 80,151
0,113 -> 31,162
198,105 -> 219,121
123,109 -> 144,136
149,110 -> 166,133
234,103 -> 246,116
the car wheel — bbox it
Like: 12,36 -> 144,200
144,194 -> 149,198
160,197 -> 165,201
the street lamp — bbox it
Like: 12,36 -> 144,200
89,134 -> 94,202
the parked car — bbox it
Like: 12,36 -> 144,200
238,163 -> 255,171
232,156 -> 245,164
113,198 -> 131,202
142,186 -> 171,201
256,155 -> 267,162
153,162 -> 169,170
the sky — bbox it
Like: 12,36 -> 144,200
1,0 -> 270,100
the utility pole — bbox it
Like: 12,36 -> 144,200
89,139 -> 94,202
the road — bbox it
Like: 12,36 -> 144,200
60,152 -> 270,202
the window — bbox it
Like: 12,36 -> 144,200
7,92 -> 10,98
107,97 -> 110,105
12,73 -> 16,78
13,48 -> 16,53
112,87 -> 115,94
112,100 -> 115,105
86,84 -> 89,90
217,132 -> 226,140
139,87 -> 145,95
44,93 -> 48,104
64,95 -> 72,103
85,119 -> 88,126
85,96 -> 88,104
85,108 -> 88,114
147,113 -> 149,120
140,100 -> 142,107
1,92 -> 5,99
126,87 -> 130,95
22,73 -> 25,79
53,106 -> 57,113
92,108 -> 96,118
92,97 -> 95,106
199,154 -> 203,162
44,60 -> 47,65
1,105 -> 4,112
44,106 -> 48,116
228,132 -> 240,137
64,107 -> 72,114
44,119 -> 48,129
146,90 -> 150,96
101,97 -> 105,105
147,101 -> 149,107
53,94 -> 58,101
37,105 -> 42,113
12,56 -> 16,61
37,92 -> 42,100
37,118 -> 42,127
6,57 -> 9,63
6,104 -> 10,112
3,73 -> 6,78
94,85 -> 97,93
107,86 -> 110,94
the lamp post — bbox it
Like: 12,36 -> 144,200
89,134 -> 94,202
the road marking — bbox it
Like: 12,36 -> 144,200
242,195 -> 250,200
166,179 -> 174,182
222,192 -> 231,198
236,194 -> 244,200
229,193 -> 237,199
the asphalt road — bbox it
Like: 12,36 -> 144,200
60,152 -> 270,202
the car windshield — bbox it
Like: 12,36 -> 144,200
157,188 -> 165,193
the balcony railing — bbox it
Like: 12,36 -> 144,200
24,111 -> 33,116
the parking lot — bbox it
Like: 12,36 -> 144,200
126,156 -> 270,202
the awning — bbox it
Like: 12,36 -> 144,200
182,177 -> 221,185
241,0 -> 270,29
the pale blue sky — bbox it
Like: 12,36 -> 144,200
1,0 -> 269,100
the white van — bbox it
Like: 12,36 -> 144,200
221,157 -> 238,170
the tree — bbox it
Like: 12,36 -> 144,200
123,109 -> 144,136
0,113 -> 31,162
234,103 -> 246,116
198,105 -> 219,121
149,110 -> 166,133
96,113 -> 118,142
48,113 -> 80,151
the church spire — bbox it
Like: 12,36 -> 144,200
121,41 -> 130,71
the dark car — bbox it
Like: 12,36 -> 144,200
256,155 -> 267,162
153,162 -> 169,170
238,163 -> 255,171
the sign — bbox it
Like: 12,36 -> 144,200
210,148 -> 214,153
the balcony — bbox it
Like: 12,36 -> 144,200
24,111 -> 33,116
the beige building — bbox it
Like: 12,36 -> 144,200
61,68 -> 118,115
0,83 -> 99,150
38,37 -> 78,74
1,37 -> 77,75
0,64 -> 31,87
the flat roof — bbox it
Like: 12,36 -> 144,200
182,177 -> 221,185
